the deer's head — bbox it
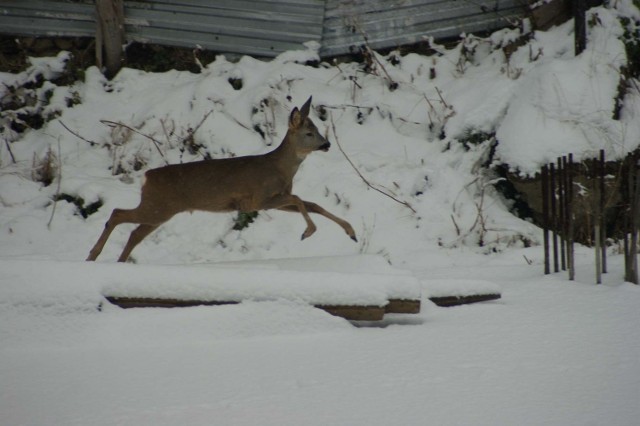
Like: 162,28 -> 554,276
288,96 -> 330,157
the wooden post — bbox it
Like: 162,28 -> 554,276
550,162 -> 559,272
594,156 -> 602,284
564,156 -> 570,271
631,152 -> 639,284
621,153 -> 636,282
624,153 -> 630,282
96,0 -> 125,79
558,157 -> 566,270
595,224 -> 601,283
573,0 -> 587,55
599,149 -> 607,274
542,165 -> 550,274
567,154 -> 575,281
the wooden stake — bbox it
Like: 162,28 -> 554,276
631,152 -> 639,284
595,223 -> 602,284
558,157 -> 566,271
573,0 -> 587,55
624,152 -> 635,283
567,154 -> 575,281
542,165 -> 550,274
95,0 -> 125,79
599,149 -> 607,273
594,155 -> 601,284
550,162 -> 559,272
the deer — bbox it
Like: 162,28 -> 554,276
86,96 -> 357,262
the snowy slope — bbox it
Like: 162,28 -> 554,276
1,2 -> 640,425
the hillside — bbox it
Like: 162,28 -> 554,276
1,2 -> 640,425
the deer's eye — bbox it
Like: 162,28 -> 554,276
306,132 -> 314,137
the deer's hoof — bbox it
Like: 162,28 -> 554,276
301,226 -> 316,241
350,235 -> 358,243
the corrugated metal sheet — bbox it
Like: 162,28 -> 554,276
0,0 -> 527,58
0,0 -> 326,57
322,0 -> 527,56
125,0 -> 326,57
0,0 -> 95,38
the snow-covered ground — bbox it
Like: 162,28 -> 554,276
2,250 -> 639,426
1,2 -> 640,425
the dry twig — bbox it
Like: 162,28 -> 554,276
47,139 -> 62,229
180,110 -> 213,146
59,120 -> 97,146
100,119 -> 167,164
330,112 -> 416,214
3,138 -> 16,164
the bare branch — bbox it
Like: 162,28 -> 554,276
179,110 -> 213,146
3,138 -> 16,164
330,113 -> 417,214
59,120 -> 97,146
100,119 -> 167,164
451,214 -> 461,236
47,139 -> 62,229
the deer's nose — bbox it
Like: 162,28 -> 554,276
318,142 -> 331,152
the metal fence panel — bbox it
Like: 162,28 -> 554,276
321,0 -> 526,56
0,0 -> 527,57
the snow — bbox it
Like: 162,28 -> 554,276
2,2 -> 640,425
2,250 -> 639,426
496,10 -> 630,175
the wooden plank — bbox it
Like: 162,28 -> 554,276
315,305 -> 386,321
105,296 -> 389,321
429,293 -> 501,307
105,296 -> 236,309
385,299 -> 421,314
105,296 -> 419,321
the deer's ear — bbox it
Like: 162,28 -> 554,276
299,96 -> 312,119
289,107 -> 302,128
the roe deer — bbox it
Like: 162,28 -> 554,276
86,96 -> 357,262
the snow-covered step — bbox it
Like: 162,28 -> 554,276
0,257 -> 421,321
7,256 -> 418,318
102,258 -> 422,321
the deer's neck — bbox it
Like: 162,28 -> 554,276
271,132 -> 307,177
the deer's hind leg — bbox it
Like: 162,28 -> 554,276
86,206 -> 172,262
263,194 -> 318,240
277,199 -> 357,242
86,208 -> 131,261
117,224 -> 160,262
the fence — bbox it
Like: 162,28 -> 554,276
0,0 -> 527,59
540,149 -> 640,284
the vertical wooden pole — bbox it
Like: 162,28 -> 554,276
542,165 -> 550,274
631,152 -> 639,284
573,0 -> 587,55
595,225 -> 601,283
624,153 -> 633,283
558,157 -> 566,271
594,156 -> 602,284
550,162 -> 559,273
599,149 -> 607,274
96,0 -> 125,79
567,154 -> 575,281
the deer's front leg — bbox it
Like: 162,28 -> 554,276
263,194 -> 317,240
